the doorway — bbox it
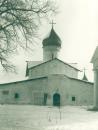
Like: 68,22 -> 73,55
53,93 -> 60,106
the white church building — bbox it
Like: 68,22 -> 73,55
0,25 -> 96,107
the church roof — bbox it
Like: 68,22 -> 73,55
69,76 -> 93,85
50,74 -> 93,84
42,27 -> 61,47
25,61 -> 43,77
27,58 -> 80,72
0,74 -> 93,86
0,76 -> 47,86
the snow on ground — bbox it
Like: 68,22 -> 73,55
0,105 -> 98,130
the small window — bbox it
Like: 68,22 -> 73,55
44,93 -> 48,105
14,93 -> 19,99
72,96 -> 76,101
2,90 -> 9,95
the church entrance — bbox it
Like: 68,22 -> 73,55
53,93 -> 60,106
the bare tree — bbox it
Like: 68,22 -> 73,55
0,0 -> 56,71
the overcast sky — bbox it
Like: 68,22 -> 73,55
0,0 -> 97,83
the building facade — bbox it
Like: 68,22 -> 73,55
0,26 -> 94,106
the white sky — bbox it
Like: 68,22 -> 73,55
0,0 -> 97,83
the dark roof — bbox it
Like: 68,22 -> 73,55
28,58 -> 80,72
42,27 -> 61,47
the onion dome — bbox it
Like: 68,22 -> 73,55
42,27 -> 61,47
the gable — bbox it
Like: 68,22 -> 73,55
28,61 -> 43,68
27,58 -> 79,79
28,58 -> 80,71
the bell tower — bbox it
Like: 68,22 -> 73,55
42,22 -> 61,61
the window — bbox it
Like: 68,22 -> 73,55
14,93 -> 19,99
72,96 -> 76,101
2,90 -> 9,95
44,93 -> 48,105
33,92 -> 43,105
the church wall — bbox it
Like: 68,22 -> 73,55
0,75 -> 93,106
28,59 -> 78,79
67,79 -> 93,106
0,77 -> 47,105
0,84 -> 31,104
43,46 -> 60,61
45,75 -> 93,106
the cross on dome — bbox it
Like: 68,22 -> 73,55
50,20 -> 56,29
42,20 -> 61,47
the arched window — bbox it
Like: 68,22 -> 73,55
14,93 -> 19,99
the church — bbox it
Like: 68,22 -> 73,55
0,24 -> 96,106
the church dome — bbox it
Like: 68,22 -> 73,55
42,27 -> 61,47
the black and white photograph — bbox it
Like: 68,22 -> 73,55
0,0 -> 97,130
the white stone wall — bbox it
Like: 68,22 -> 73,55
0,75 -> 93,106
0,77 -> 47,104
45,75 -> 93,106
28,59 -> 78,79
43,46 -> 60,61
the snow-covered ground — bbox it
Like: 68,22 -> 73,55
0,105 -> 98,130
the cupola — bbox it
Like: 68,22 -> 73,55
42,27 -> 61,47
42,23 -> 62,61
